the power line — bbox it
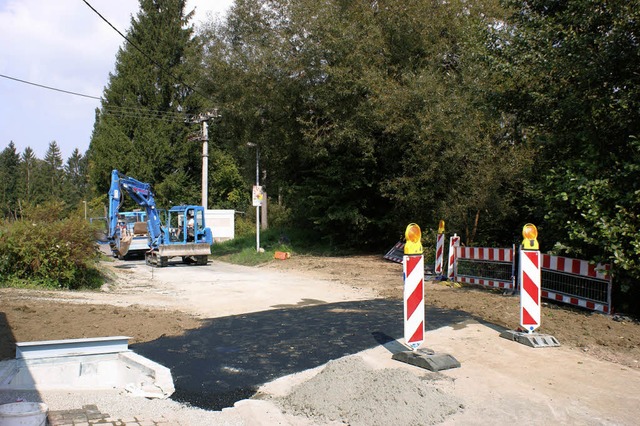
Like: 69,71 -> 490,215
102,103 -> 196,123
0,73 -> 100,100
81,0 -> 211,103
0,71 -> 200,124
0,72 -> 197,122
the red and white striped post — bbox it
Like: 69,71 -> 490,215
447,233 -> 460,281
434,220 -> 445,276
403,223 -> 424,350
519,224 -> 541,333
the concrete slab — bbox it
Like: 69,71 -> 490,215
16,336 -> 130,359
0,339 -> 174,398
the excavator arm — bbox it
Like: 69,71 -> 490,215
108,170 -> 163,249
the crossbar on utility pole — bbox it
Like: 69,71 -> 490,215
188,109 -> 219,209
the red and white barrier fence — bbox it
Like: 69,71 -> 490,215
449,245 -> 612,314
454,246 -> 516,290
541,254 -> 612,314
542,254 -> 611,280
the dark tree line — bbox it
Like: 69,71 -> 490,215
195,0 -> 639,295
0,141 -> 90,219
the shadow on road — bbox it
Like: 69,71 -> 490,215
132,299 -> 472,411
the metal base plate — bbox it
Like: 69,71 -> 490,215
500,330 -> 561,348
392,349 -> 461,372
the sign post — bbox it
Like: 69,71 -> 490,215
520,223 -> 541,332
500,224 -> 560,347
402,223 -> 424,350
393,223 -> 460,372
252,185 -> 263,252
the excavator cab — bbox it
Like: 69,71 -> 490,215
146,205 -> 213,266
164,206 -> 211,245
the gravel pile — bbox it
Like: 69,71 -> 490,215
273,355 -> 463,426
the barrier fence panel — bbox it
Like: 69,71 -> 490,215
454,246 -> 515,290
450,246 -> 613,314
541,254 -> 612,314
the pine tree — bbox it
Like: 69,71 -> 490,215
0,141 -> 20,218
18,146 -> 39,206
63,148 -> 89,208
43,141 -> 64,198
88,0 -> 206,203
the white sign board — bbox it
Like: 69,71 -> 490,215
205,209 -> 235,242
252,185 -> 264,206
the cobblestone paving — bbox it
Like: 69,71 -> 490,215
47,405 -> 170,426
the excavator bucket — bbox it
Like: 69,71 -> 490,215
116,235 -> 132,259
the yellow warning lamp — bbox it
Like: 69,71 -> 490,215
522,223 -> 539,250
404,223 -> 423,255
437,220 -> 445,234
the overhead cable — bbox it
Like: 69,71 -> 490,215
0,72 -> 196,123
0,73 -> 100,100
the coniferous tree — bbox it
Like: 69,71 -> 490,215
63,148 -> 89,208
88,0 -> 206,203
0,141 -> 20,218
18,147 -> 40,207
42,141 -> 64,199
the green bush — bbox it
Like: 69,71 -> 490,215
0,204 -> 102,289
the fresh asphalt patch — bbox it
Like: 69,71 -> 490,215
132,300 -> 472,410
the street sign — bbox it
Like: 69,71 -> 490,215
252,185 -> 264,207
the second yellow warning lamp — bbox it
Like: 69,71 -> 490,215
404,223 -> 423,255
522,223 -> 539,250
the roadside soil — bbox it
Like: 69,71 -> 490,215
1,254 -> 638,369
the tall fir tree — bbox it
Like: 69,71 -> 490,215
18,146 -> 40,206
42,141 -> 64,199
63,148 -> 89,208
88,0 -> 206,203
0,141 -> 20,218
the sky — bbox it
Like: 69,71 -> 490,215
0,0 -> 234,161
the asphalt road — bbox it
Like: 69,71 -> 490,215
133,300 -> 470,410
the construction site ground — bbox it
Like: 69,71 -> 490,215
1,253 -> 639,425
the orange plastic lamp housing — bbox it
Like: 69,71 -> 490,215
404,223 -> 423,255
522,223 -> 538,240
438,220 -> 445,234
521,223 -> 539,250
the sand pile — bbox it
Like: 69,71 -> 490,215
274,356 -> 463,425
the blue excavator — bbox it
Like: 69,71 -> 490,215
108,169 -> 213,267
